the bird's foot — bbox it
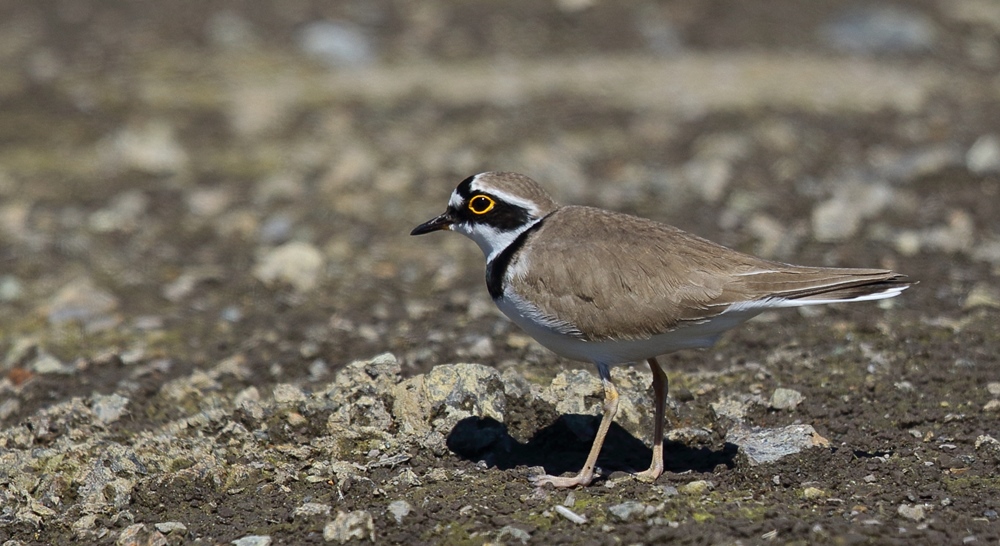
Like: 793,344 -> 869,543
633,465 -> 663,483
530,470 -> 596,489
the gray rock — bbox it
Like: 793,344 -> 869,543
99,119 -> 190,175
253,241 -> 325,292
31,352 -> 74,375
88,190 -> 149,233
496,525 -> 531,544
608,500 -> 649,521
153,522 -> 187,534
46,278 -> 120,331
711,394 -> 765,424
117,524 -> 168,546
0,274 -> 24,302
770,388 -> 804,410
811,180 -> 893,242
231,535 -> 272,546
392,363 -> 506,435
820,6 -> 937,53
273,384 -> 307,405
680,480 -> 715,495
967,134 -> 1000,174
92,394 -> 130,424
298,21 -> 376,68
294,502 -> 332,518
323,510 -> 375,543
726,424 -> 831,466
387,500 -> 412,524
897,503 -> 927,521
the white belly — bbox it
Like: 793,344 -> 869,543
494,291 -> 762,365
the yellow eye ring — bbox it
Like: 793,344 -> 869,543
468,195 -> 495,215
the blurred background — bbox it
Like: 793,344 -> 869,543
1,0 -> 998,413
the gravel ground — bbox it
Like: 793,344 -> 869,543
2,1 -> 1000,544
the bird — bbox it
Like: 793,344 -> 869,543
410,171 -> 912,488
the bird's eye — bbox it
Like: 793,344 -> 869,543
468,195 -> 495,215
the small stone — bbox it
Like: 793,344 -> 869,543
897,503 -> 927,521
802,487 -> 826,500
711,394 -> 765,423
967,134 -> 1000,174
324,510 -> 375,543
298,20 -> 376,67
273,384 -> 307,405
963,283 -> 1000,310
727,424 -> 831,466
100,119 -> 189,174
232,536 -> 272,546
983,400 -> 1000,412
91,393 -> 130,424
820,6 -> 937,53
811,181 -> 893,242
609,500 -> 648,521
46,278 -> 120,331
31,352 -> 74,375
294,502 -> 332,518
387,500 -> 412,524
253,241 -> 326,292
0,275 -> 23,302
496,525 -> 531,545
988,383 -> 1000,397
680,480 -> 714,495
555,504 -> 587,524
770,388 -> 804,410
391,363 -> 506,435
117,524 -> 168,546
153,522 -> 187,534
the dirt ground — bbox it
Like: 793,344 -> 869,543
1,0 -> 1000,544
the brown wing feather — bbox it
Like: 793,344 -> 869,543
512,206 -> 907,342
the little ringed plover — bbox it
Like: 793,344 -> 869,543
411,171 -> 912,488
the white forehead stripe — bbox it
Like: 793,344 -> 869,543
469,174 -> 543,216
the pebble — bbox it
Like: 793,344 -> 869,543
100,119 -> 189,174
153,522 -> 187,534
726,424 -> 830,466
387,500 -> 412,524
117,524 -> 168,546
680,480 -> 714,495
294,502 -> 332,518
272,384 -> 307,405
609,500 -> 650,521
91,393 -> 130,424
802,487 -> 826,500
770,388 -> 804,410
31,352 -> 74,375
297,21 -> 376,67
555,504 -> 587,524
811,181 -> 893,242
967,134 -> 1000,174
46,278 -> 120,331
988,383 -> 1000,397
820,6 -> 937,53
324,510 -> 375,543
231,535 -> 272,546
983,400 -> 1000,412
391,363 -> 506,435
0,274 -> 24,302
897,503 -> 927,521
252,241 -> 325,292
496,525 -> 531,545
963,283 -> 1000,310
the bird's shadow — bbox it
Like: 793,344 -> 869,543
446,415 -> 737,480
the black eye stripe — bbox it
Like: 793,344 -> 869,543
453,193 -> 531,231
